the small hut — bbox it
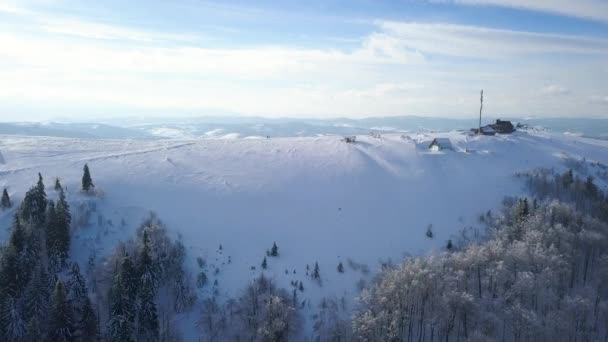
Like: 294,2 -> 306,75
428,138 -> 453,151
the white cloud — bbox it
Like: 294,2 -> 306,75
540,85 -> 570,96
0,9 -> 607,118
449,0 -> 608,23
377,21 -> 608,58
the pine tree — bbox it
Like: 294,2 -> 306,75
137,231 -> 159,340
562,169 -> 574,188
9,215 -> 25,254
67,263 -> 88,311
1,188 -> 10,210
137,273 -> 159,341
446,239 -> 453,250
46,280 -> 74,342
46,200 -> 61,266
0,246 -> 21,298
270,242 -> 279,257
262,256 -> 268,269
82,164 -> 94,193
55,178 -> 63,191
337,262 -> 344,273
313,262 -> 320,280
299,281 -> 304,292
108,271 -> 134,342
119,257 -> 138,323
79,297 -> 98,341
53,189 -> 72,265
24,265 -> 51,318
585,176 -> 598,198
425,224 -> 433,238
1,296 -> 26,341
20,174 -> 47,225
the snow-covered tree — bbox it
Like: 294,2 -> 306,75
46,280 -> 74,342
1,296 -> 26,341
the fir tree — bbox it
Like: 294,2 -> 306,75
446,239 -> 453,250
270,242 -> 279,257
585,176 -> 598,198
55,178 -> 63,191
51,189 -> 72,265
1,188 -> 10,210
82,164 -> 94,193
425,224 -> 433,238
46,280 -> 74,342
67,263 -> 88,315
20,174 -> 47,225
119,256 -> 138,323
137,231 -> 159,341
1,296 -> 26,342
79,297 -> 98,341
299,281 -> 304,292
9,215 -> 25,254
24,265 -> 51,319
337,262 -> 344,273
108,271 -> 134,342
313,262 -> 320,280
562,169 -> 574,188
0,246 -> 21,298
262,256 -> 268,269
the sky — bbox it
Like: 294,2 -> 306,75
0,0 -> 607,121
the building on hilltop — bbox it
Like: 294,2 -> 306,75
429,138 -> 453,151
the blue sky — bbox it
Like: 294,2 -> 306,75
0,0 -> 607,121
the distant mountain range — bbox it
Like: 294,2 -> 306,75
0,116 -> 607,140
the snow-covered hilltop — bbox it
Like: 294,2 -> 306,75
1,130 -> 608,339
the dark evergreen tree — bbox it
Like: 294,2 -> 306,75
45,200 -> 61,267
313,262 -> 320,280
337,261 -> 344,273
0,246 -> 21,298
0,296 -> 26,341
136,231 -> 159,341
425,224 -> 433,238
1,188 -> 10,210
55,178 -> 63,191
299,281 -> 304,292
119,256 -> 138,323
9,215 -> 25,254
46,280 -> 74,342
562,169 -> 574,188
446,239 -> 453,250
67,263 -> 88,314
79,297 -> 98,341
585,176 -> 598,198
20,174 -> 47,225
24,265 -> 51,340
108,271 -> 134,342
82,164 -> 94,193
48,189 -> 72,265
262,256 -> 268,269
271,242 -> 279,257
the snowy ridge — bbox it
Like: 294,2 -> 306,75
1,131 -> 608,336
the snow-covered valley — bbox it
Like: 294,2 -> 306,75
1,130 -> 608,339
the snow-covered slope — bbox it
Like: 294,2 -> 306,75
1,131 -> 607,322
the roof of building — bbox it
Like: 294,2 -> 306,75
429,138 -> 453,149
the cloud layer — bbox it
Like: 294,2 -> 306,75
0,1 -> 606,119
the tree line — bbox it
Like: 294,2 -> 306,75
351,169 -> 608,341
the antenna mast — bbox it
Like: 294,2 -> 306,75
479,90 -> 484,133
